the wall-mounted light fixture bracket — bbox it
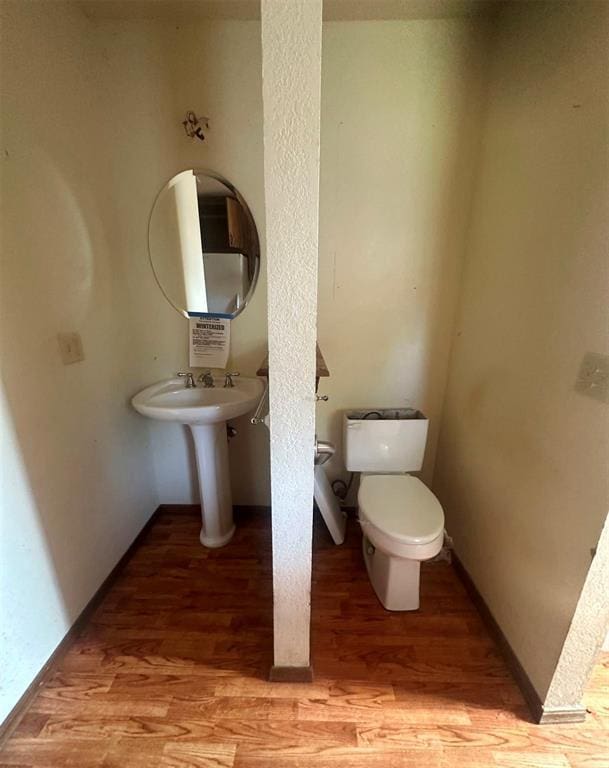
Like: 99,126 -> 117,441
182,111 -> 209,142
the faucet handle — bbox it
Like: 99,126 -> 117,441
177,371 -> 196,389
224,371 -> 240,388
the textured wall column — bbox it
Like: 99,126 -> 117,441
542,514 -> 609,721
261,0 -> 322,670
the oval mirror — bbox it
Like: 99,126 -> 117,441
148,170 -> 260,319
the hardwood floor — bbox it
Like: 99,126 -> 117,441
1,506 -> 607,767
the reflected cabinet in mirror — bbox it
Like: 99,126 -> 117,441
149,170 -> 260,318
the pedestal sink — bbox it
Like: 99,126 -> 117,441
132,376 -> 264,547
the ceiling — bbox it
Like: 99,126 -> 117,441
77,0 -> 502,22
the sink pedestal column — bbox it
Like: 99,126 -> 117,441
190,423 -> 235,548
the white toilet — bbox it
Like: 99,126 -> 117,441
343,409 -> 445,611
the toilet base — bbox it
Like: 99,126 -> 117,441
362,535 -> 420,611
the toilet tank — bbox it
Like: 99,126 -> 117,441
343,409 -> 429,472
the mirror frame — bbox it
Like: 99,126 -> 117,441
148,168 -> 261,320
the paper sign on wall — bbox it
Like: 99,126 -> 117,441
189,316 -> 230,369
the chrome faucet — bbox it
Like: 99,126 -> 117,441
224,372 -> 240,388
177,372 -> 196,389
198,371 -> 215,388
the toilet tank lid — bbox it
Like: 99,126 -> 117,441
358,475 -> 444,545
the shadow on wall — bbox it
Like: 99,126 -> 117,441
0,0 -> 172,720
316,19 -> 492,498
0,133 -> 162,707
0,0 -> 271,723
431,0 -> 609,704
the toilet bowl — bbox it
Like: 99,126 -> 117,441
358,474 -> 444,610
343,409 -> 445,611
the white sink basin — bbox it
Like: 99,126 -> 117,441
132,376 -> 264,425
132,375 -> 264,548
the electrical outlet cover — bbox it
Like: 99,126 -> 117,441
574,352 -> 609,403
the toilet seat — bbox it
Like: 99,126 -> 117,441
358,474 -> 444,560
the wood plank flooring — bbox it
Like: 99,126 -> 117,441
1,506 -> 607,767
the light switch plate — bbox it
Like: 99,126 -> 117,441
574,352 -> 609,403
57,332 -> 85,365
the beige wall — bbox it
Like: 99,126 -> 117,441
4,0 -> 605,723
317,19 -> 489,492
0,1 -> 166,721
93,18 -> 270,507
433,0 -> 609,701
0,6 -> 268,720
100,16 -> 491,508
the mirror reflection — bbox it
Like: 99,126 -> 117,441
149,170 -> 260,318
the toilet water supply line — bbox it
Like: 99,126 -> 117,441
331,409 -> 381,501
251,394 -> 380,504
251,393 -> 453,557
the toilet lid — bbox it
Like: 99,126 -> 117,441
358,475 -> 444,545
